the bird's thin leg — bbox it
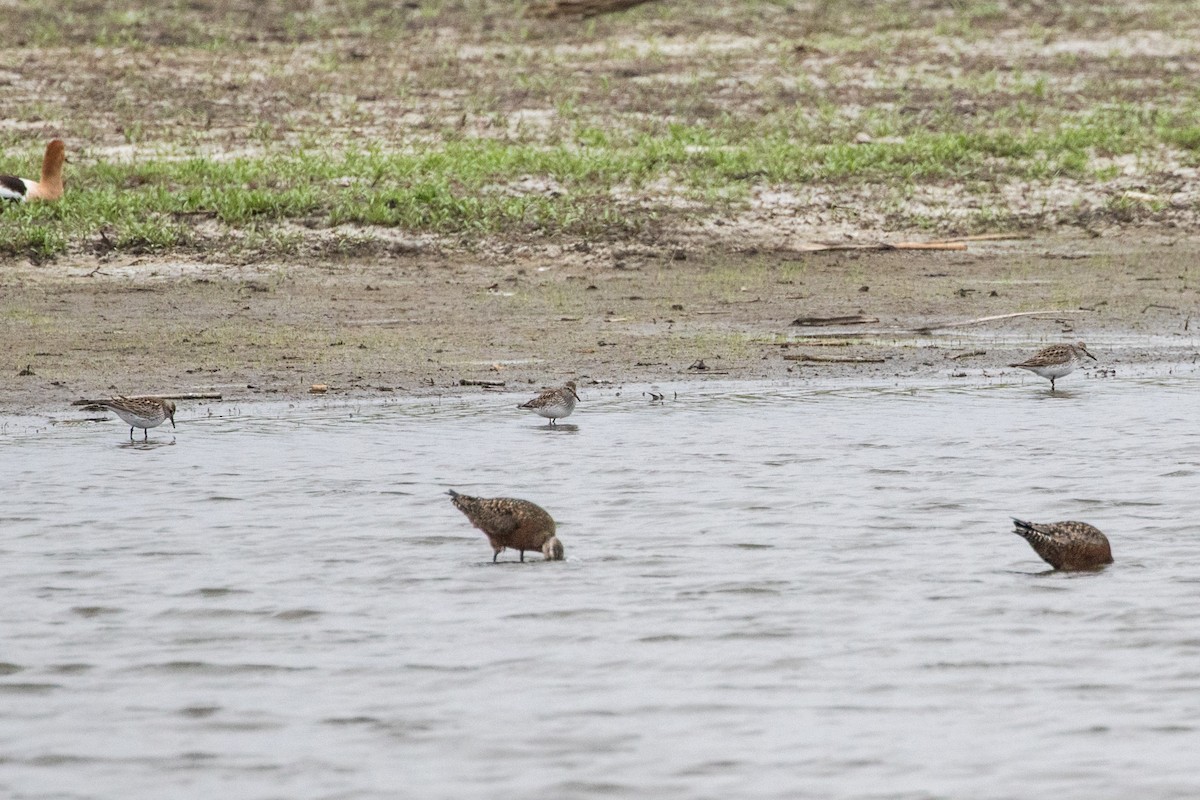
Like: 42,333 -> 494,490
1050,378 -> 1056,391
493,551 -> 499,563
143,429 -> 148,441
520,550 -> 526,562
129,427 -> 134,440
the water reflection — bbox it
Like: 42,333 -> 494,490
118,438 -> 177,450
533,423 -> 580,434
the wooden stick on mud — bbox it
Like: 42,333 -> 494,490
532,0 -> 658,18
459,379 -> 506,388
783,354 -> 887,364
792,314 -> 879,327
771,340 -> 854,347
934,233 -> 1031,243
134,392 -> 221,401
797,240 -> 968,253
891,241 -> 969,251
916,309 -> 1093,333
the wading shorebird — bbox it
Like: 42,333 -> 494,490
1009,341 -> 1096,391
96,396 -> 176,441
0,140 -> 67,203
448,490 -> 564,562
518,380 -> 579,426
1011,518 -> 1113,571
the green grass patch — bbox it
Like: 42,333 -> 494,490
2,100 -> 1197,261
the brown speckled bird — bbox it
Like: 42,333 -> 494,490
518,381 -> 579,426
96,396 -> 176,441
448,490 -> 565,562
1009,341 -> 1097,391
1011,518 -> 1113,571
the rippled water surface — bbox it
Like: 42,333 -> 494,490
4,376 -> 1200,799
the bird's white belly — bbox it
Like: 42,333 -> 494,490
534,403 -> 572,419
1027,362 -> 1077,379
112,409 -> 163,429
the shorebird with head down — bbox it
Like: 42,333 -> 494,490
1011,518 -> 1113,571
96,396 -> 176,441
448,490 -> 564,562
1009,341 -> 1096,391
1,140 -> 67,203
518,380 -> 579,426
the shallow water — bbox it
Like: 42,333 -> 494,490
3,374 -> 1200,799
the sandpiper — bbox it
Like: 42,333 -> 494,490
96,396 -> 176,440
1011,518 -> 1113,571
1009,341 -> 1096,391
518,380 -> 579,426
448,490 -> 564,562
1,140 -> 67,203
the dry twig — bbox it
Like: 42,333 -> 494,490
795,240 -> 968,253
792,314 -> 879,327
531,0 -> 657,18
915,309 -> 1092,333
783,354 -> 886,364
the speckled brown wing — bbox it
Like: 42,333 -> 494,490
501,500 -> 556,552
99,396 -> 172,422
519,387 -> 559,410
469,499 -> 523,536
450,491 -> 516,532
1011,518 -> 1113,571
1009,344 -> 1072,369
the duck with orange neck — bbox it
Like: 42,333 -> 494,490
1,140 -> 67,202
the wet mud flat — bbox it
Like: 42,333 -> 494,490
2,233 -> 1198,415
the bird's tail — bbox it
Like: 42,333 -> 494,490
447,489 -> 477,515
1011,518 -> 1044,542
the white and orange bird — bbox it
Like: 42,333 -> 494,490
1,139 -> 67,203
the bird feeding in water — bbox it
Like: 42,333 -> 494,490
1009,342 -> 1096,391
95,396 -> 176,440
448,490 -> 564,562
1010,518 -> 1113,571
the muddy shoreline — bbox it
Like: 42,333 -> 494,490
4,2 -> 1200,417
2,232 -> 1197,415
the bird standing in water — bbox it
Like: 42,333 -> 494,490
448,490 -> 564,562
96,396 -> 176,441
518,381 -> 580,426
1009,342 -> 1097,391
